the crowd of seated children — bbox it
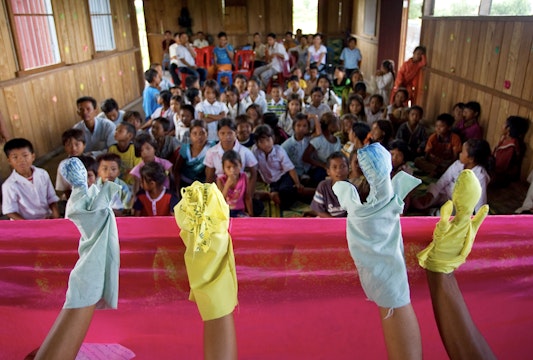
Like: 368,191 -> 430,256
7,33 -> 533,221
216,149 -> 253,217
133,161 -> 179,217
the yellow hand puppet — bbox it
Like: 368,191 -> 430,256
417,169 -> 489,273
174,181 -> 238,321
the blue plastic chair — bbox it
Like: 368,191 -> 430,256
217,71 -> 233,88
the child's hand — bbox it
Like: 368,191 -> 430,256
226,174 -> 239,187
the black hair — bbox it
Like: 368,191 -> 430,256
373,120 -> 394,148
134,133 -> 158,158
288,75 -> 299,82
124,110 -> 142,124
100,98 -> 119,113
381,59 -> 395,80
326,151 -> 348,168
171,94 -> 183,104
235,114 -> 252,127
285,94 -> 302,120
506,116 -> 530,139
369,94 -> 384,105
310,86 -> 324,96
408,105 -> 424,117
320,112 -> 338,132
96,152 -> 122,167
293,112 -> 310,130
309,63 -> 318,71
118,122 -> 136,137
390,139 -> 412,161
334,65 -> 345,73
203,79 -> 220,97
185,75 -> 199,89
351,122 -> 371,143
253,124 -> 274,142
453,102 -> 465,111
465,138 -> 491,170
153,117 -> 171,132
414,45 -> 426,55
190,119 -> 207,130
222,149 -> 242,167
217,117 -> 237,132
395,87 -> 409,100
181,104 -> 195,116
76,155 -> 98,175
262,112 -> 279,128
144,68 -> 159,83
185,88 -> 200,104
61,128 -> 85,145
140,161 -> 167,186
218,32 -> 227,38
354,81 -> 367,93
234,73 -> 247,82
285,31 -> 293,36
436,113 -> 455,128
464,101 -> 481,116
158,90 -> 172,107
267,33 -> 276,39
3,138 -> 34,157
76,96 -> 97,109
347,36 -> 356,43
317,74 -> 331,88
246,104 -> 263,120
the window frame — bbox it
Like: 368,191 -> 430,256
6,0 -> 65,76
87,0 -> 117,55
424,0 -> 533,16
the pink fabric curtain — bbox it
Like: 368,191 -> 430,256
1,216 -> 532,359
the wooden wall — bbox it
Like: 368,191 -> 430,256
0,0 -> 143,178
420,17 -> 533,179
143,0 -> 293,66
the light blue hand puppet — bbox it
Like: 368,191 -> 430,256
333,143 -> 421,309
59,157 -> 121,309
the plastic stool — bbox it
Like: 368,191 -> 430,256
217,71 -> 233,88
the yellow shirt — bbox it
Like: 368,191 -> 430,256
108,143 -> 141,186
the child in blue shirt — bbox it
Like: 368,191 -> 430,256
142,68 -> 161,120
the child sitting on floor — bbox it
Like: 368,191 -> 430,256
335,113 -> 355,145
415,113 -> 462,178
2,138 -> 60,220
412,138 -> 491,214
130,133 -> 173,198
303,112 -> 342,185
151,117 -> 180,162
281,113 -> 312,182
216,149 -> 253,217
342,121 -> 370,159
395,105 -> 427,156
253,124 -> 302,210
124,111 -> 145,136
283,75 -> 305,101
491,115 -> 530,187
56,129 -> 86,200
344,93 -> 366,123
235,115 -> 255,148
310,151 -> 349,217
133,161 -> 179,216
175,104 -> 194,144
390,139 -> 413,177
387,88 -> 409,129
263,112 -> 289,145
196,79 -> 229,142
95,153 -> 132,215
454,101 -> 483,141
365,94 -> 385,125
108,122 -> 141,189
225,85 -> 246,120
268,83 -> 287,118
279,94 -> 302,137
366,120 -> 394,150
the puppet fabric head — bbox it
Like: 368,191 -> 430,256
60,157 -> 88,189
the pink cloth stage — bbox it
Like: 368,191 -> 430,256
1,216 -> 532,359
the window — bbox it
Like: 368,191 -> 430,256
9,0 -> 61,70
88,0 -> 115,52
430,0 -> 533,16
293,0 -> 318,34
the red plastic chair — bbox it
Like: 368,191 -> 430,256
233,50 -> 255,78
196,46 -> 214,69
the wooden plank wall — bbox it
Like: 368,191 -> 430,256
0,0 -> 142,178
350,0 -> 379,80
420,17 -> 533,179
